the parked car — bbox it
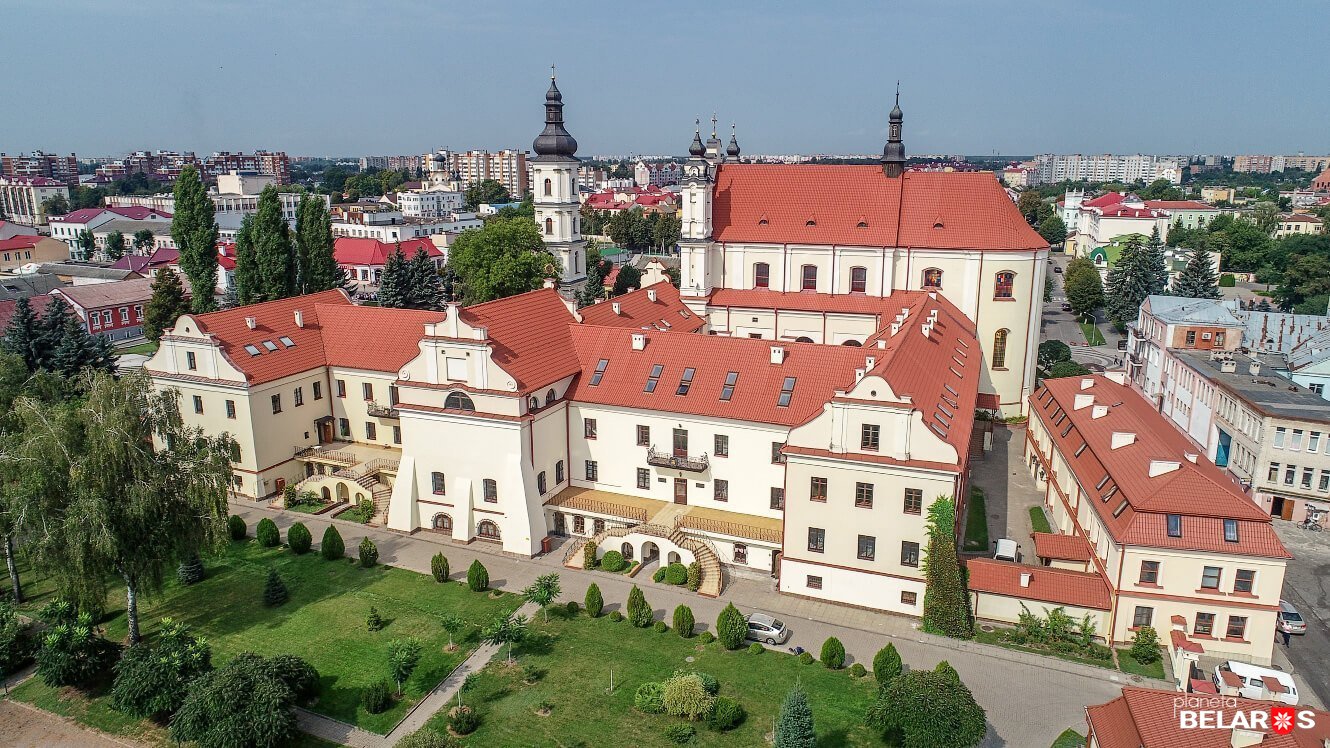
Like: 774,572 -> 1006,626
745,613 -> 790,645
1053,266 -> 1063,274
1277,600 -> 1307,635
1213,661 -> 1299,705
993,538 -> 1019,562
1060,303 -> 1072,312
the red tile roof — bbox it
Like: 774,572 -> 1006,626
1098,205 -> 1164,219
1031,376 -> 1288,559
319,304 -> 443,373
459,288 -> 580,392
710,165 -> 1047,251
107,206 -> 171,220
53,277 -> 166,311
334,237 -> 440,266
49,208 -> 110,225
578,282 -> 705,334
1144,200 -> 1216,212
1083,192 -> 1128,209
966,558 -> 1112,609
1171,628 -> 1204,654
1087,687 -> 1330,748
0,236 -> 44,251
1031,531 -> 1092,562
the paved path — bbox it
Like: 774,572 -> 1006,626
232,502 -> 1155,747
0,700 -> 135,748
1273,519 -> 1330,710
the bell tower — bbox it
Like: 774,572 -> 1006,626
531,66 -> 585,284
679,119 -> 715,298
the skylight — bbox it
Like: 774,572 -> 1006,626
1074,443 -> 1088,457
262,340 -> 278,352
928,422 -> 946,438
644,364 -> 663,393
938,402 -> 954,418
777,376 -> 796,407
244,344 -> 261,356
279,336 -> 295,347
679,309 -> 690,318
943,383 -> 959,397
720,371 -> 738,401
1096,474 -> 1111,490
676,367 -> 695,396
589,358 -> 608,386
1166,514 -> 1182,538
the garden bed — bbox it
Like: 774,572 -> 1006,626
974,628 -> 1114,670
1029,505 -> 1052,534
285,499 -> 344,515
963,487 -> 990,552
1115,647 -> 1165,680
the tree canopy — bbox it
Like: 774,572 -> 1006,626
865,662 -> 987,748
295,194 -> 345,295
143,268 -> 191,342
1169,246 -> 1221,300
1103,233 -> 1166,328
171,165 -> 219,313
252,186 -> 296,301
921,496 -> 971,638
463,179 -> 510,211
448,218 -> 555,304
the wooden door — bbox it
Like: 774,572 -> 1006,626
319,420 -> 334,444
674,478 -> 688,505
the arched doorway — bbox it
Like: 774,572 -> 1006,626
320,486 -> 332,502
642,541 -> 659,562
432,513 -> 452,532
477,520 -> 501,541
336,483 -> 350,503
621,542 -> 634,560
667,551 -> 681,565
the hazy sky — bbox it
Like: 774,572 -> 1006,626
5,1 -> 1327,158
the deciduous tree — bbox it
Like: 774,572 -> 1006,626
104,230 -> 127,261
143,268 -> 190,342
448,218 -> 554,304
133,229 -> 156,253
463,179 -> 510,211
172,165 -> 219,312
522,573 -> 562,622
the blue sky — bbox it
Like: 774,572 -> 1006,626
5,0 -> 1327,158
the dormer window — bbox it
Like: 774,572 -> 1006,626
1166,514 -> 1182,538
1223,518 -> 1239,543
757,215 -> 769,226
805,218 -> 816,226
856,218 -> 868,228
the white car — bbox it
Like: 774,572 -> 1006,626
1214,661 -> 1299,705
993,538 -> 1019,562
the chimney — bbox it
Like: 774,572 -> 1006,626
1091,404 -> 1109,419
770,345 -> 786,365
293,310 -> 304,328
1220,359 -> 1237,374
472,325 -> 488,340
646,289 -> 657,302
244,316 -> 257,330
1019,572 -> 1032,588
1248,361 -> 1262,376
1229,728 -> 1265,748
542,277 -> 556,289
1149,459 -> 1182,477
1079,378 -> 1095,390
1073,393 -> 1095,410
900,307 -> 910,319
612,302 -> 622,315
631,333 -> 646,351
1110,432 -> 1137,449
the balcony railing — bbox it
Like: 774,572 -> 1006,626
646,447 -> 709,472
366,401 -> 399,419
293,446 -> 359,466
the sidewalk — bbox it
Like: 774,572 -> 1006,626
231,501 -> 1144,747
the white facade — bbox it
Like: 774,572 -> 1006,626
0,177 -> 69,226
1034,154 -> 1185,185
398,189 -> 464,219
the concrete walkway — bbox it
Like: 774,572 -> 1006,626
232,501 -> 1158,747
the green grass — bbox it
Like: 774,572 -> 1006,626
973,629 -> 1113,671
9,677 -> 167,743
1029,506 -> 1052,534
963,487 -> 990,551
1079,321 -> 1106,346
13,541 -> 520,735
116,341 -> 159,356
1115,648 -> 1166,680
1052,728 -> 1086,748
425,609 -> 881,746
285,500 -> 331,514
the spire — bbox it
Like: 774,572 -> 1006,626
881,82 -> 906,178
533,68 -> 578,159
689,118 -> 705,157
726,123 -> 741,158
711,113 -> 718,138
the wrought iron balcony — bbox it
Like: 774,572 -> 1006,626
646,447 -> 709,472
366,401 -> 399,419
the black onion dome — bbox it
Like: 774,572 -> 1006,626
688,123 -> 705,157
533,78 -> 578,158
726,126 -> 741,158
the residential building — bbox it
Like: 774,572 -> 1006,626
0,236 -> 69,271
578,165 -> 609,191
51,276 -> 185,341
581,185 -> 679,215
1233,155 -> 1275,174
109,171 -> 328,227
0,221 -> 39,241
329,204 -> 479,242
1279,153 -> 1330,172
1313,167 -> 1330,192
424,148 -> 529,197
1066,191 -> 1219,257
203,151 -> 290,184
1,151 -> 79,186
1015,373 -> 1289,665
1200,186 -> 1235,203
47,206 -> 172,259
1274,213 -> 1323,238
0,274 -> 63,303
360,155 -> 423,173
1287,329 -> 1330,403
1085,686 -> 1330,747
95,150 -> 200,181
397,189 -> 464,219
0,176 -> 70,226
1033,154 -> 1185,185
1000,167 -> 1037,188
634,160 -> 682,188
333,237 -> 444,295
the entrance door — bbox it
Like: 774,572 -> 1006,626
553,512 -> 566,535
318,420 -> 334,444
673,428 -> 688,457
674,478 -> 688,505
1272,496 -> 1294,521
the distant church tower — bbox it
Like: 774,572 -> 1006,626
531,68 -> 585,284
679,119 -> 716,298
881,86 -> 906,178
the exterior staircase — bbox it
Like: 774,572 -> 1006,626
573,522 -> 724,597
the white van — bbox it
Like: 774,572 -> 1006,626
1213,661 -> 1299,705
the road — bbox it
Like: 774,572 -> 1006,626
1041,254 -> 1125,371
1274,520 -> 1330,709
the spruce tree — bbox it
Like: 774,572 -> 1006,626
143,268 -> 190,342
295,195 -> 344,293
50,313 -> 114,376
252,186 -> 296,301
0,297 -> 43,371
104,230 -> 127,261
921,496 -> 972,639
439,262 -> 459,303
262,568 -> 288,606
1170,245 -> 1221,300
36,296 -> 74,369
177,553 -> 204,585
171,165 -> 219,313
408,248 -> 445,310
232,214 -> 260,306
1104,233 -> 1167,328
377,246 -> 410,308
774,684 -> 816,748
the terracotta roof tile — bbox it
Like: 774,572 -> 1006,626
459,288 -> 580,392
334,237 -> 440,266
1088,687 -> 1330,748
578,282 -> 705,333
319,304 -> 444,373
1031,531 -> 1092,562
181,290 -> 350,385
966,558 -> 1112,609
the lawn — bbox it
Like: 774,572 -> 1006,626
116,341 -> 159,356
963,487 -> 990,552
973,628 -> 1113,671
1115,648 -> 1166,680
1029,505 -> 1052,534
12,540 -> 521,735
1079,321 -> 1106,346
423,609 -> 882,747
1051,728 -> 1086,748
285,499 -> 334,514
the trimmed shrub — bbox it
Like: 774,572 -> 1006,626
585,583 -> 603,617
664,724 -> 696,744
873,643 -> 903,685
448,706 -> 479,735
367,607 -> 385,632
1219,273 -> 1236,288
849,662 -> 867,678
748,642 -> 763,655
320,525 -> 344,560
0,602 -> 33,676
686,561 -> 701,592
652,567 -> 666,583
566,601 -> 579,615
287,522 -> 312,555
634,681 -> 665,713
663,673 -> 715,721
228,514 -> 246,540
359,537 -> 379,568
709,696 -> 746,731
673,669 -> 718,696
798,651 -> 814,665
583,540 -> 598,569
362,679 -> 391,714
430,552 -> 449,582
653,620 -> 668,633
698,631 -> 715,644
820,636 -> 846,669
609,610 -> 623,623
1129,626 -> 1161,664
256,518 -> 280,547
626,585 -> 652,627
263,569 -> 288,607
395,730 -> 458,748
177,553 -> 204,586
673,605 -> 695,638
716,603 -> 747,650
467,560 -> 489,592
663,562 -> 688,585
600,550 -> 626,572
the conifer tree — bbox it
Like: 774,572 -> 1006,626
1104,233 -> 1168,328
295,195 -> 344,293
439,262 -> 459,304
921,496 -> 972,639
252,186 -> 296,301
50,312 -> 115,377
232,214 -> 260,306
377,246 -> 410,308
775,684 -> 816,748
172,165 -> 219,313
408,248 -> 445,310
1169,245 -> 1221,300
143,268 -> 190,342
0,297 -> 43,371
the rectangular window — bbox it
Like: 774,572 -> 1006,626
857,535 -> 875,561
483,479 -> 497,503
901,591 -> 917,606
777,376 -> 796,407
1201,566 -> 1221,590
537,472 -> 547,494
186,351 -> 197,370
120,307 -> 129,323
338,418 -> 350,437
431,472 -> 445,494
801,264 -> 817,291
589,358 -> 608,386
770,487 -> 785,510
810,477 -> 828,502
861,424 -> 880,451
806,575 -> 822,590
1186,330 -> 1196,345
1194,612 -> 1216,637
675,367 -> 695,396
556,461 -> 564,483
192,395 -> 203,414
1223,519 -> 1239,543
1274,427 -> 1286,448
365,422 -> 376,440
1139,560 -> 1160,585
1320,470 -> 1330,492
573,515 -> 585,534
294,387 -> 304,407
336,379 -> 346,398
271,394 -> 282,414
1303,468 -> 1315,489
636,425 -> 650,446
850,266 -> 867,293
900,541 -> 920,567
584,418 -> 597,439
644,364 -> 663,393
1311,432 -> 1322,452
903,488 -> 923,515
1133,606 -> 1153,628
636,468 -> 650,489
771,441 -> 785,464
1234,569 -> 1255,594
1166,514 -> 1182,537
1292,429 -> 1305,450
855,482 -> 874,509
1285,465 -> 1296,485
392,425 -> 401,444
720,371 -> 738,401
225,399 -> 236,419
1226,616 -> 1247,640
313,381 -> 322,400
1269,462 -> 1279,482
362,382 -> 373,400
714,479 -> 728,502
807,527 -> 825,553
754,263 -> 769,288
585,460 -> 598,481
714,434 -> 728,457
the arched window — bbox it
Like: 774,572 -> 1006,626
432,513 -> 452,531
545,389 -> 556,406
994,271 -> 1015,299
555,460 -> 565,483
444,391 -> 475,411
794,336 -> 814,343
993,329 -> 1009,369
544,217 -> 553,235
621,542 -> 634,560
477,519 -> 501,540
543,178 -> 552,196
922,268 -> 943,289
801,264 -> 817,291
754,262 -> 769,288
537,471 -> 547,494
850,266 -> 867,293
841,340 -> 862,347
529,396 -> 539,410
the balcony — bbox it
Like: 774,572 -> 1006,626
646,447 -> 709,472
366,401 -> 399,419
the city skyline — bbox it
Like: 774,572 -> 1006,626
5,1 -> 1330,157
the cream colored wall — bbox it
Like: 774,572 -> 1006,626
778,557 -> 926,617
972,593 -> 1110,639
329,368 -> 404,446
